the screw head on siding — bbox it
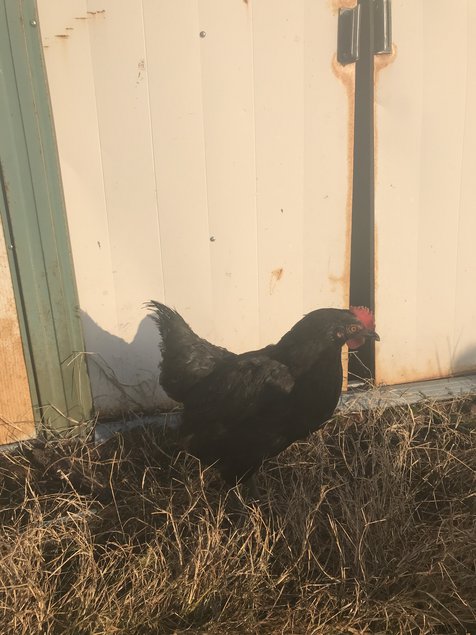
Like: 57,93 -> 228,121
30,19 -> 38,27
199,31 -> 206,38
209,236 -> 215,242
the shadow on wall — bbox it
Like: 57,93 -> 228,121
453,345 -> 476,376
79,311 -> 177,419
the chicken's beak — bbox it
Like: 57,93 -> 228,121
365,330 -> 380,342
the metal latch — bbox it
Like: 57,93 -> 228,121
337,0 -> 392,66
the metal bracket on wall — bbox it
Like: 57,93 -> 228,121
337,0 -> 393,382
337,0 -> 392,65
337,5 -> 361,65
373,0 -> 392,55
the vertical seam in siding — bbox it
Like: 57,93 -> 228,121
139,0 -> 166,305
451,0 -> 470,371
84,0 -> 120,335
196,0 -> 214,334
300,5 -> 305,317
249,0 -> 261,346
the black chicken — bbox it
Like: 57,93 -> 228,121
148,302 -> 379,494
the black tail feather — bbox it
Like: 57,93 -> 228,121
147,300 -> 233,402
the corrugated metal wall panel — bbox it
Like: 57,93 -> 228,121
453,1 -> 476,378
252,0 -> 306,344
375,0 -> 476,384
86,0 -> 165,343
196,0 -> 259,351
142,1 -> 214,340
37,0 -> 352,415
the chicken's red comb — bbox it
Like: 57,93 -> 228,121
350,306 -> 375,330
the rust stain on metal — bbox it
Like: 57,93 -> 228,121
137,59 -> 145,84
328,270 -> 348,292
269,267 -> 284,295
375,43 -> 397,75
331,54 -> 355,306
373,45 -> 396,331
328,0 -> 357,15
374,44 -> 397,184
55,34 -> 69,39
331,37 -> 357,390
75,10 -> 106,20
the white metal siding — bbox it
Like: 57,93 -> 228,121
375,0 -> 476,384
38,1 -> 351,415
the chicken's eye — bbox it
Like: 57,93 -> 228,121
349,325 -> 359,333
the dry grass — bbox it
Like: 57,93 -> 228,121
0,397 -> 475,635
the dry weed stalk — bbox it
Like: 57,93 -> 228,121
0,397 -> 474,634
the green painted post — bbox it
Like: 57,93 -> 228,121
0,0 -> 93,437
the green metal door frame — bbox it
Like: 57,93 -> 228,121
0,0 -> 93,437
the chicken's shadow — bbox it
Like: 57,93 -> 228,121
79,311 -> 176,418
453,345 -> 476,376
